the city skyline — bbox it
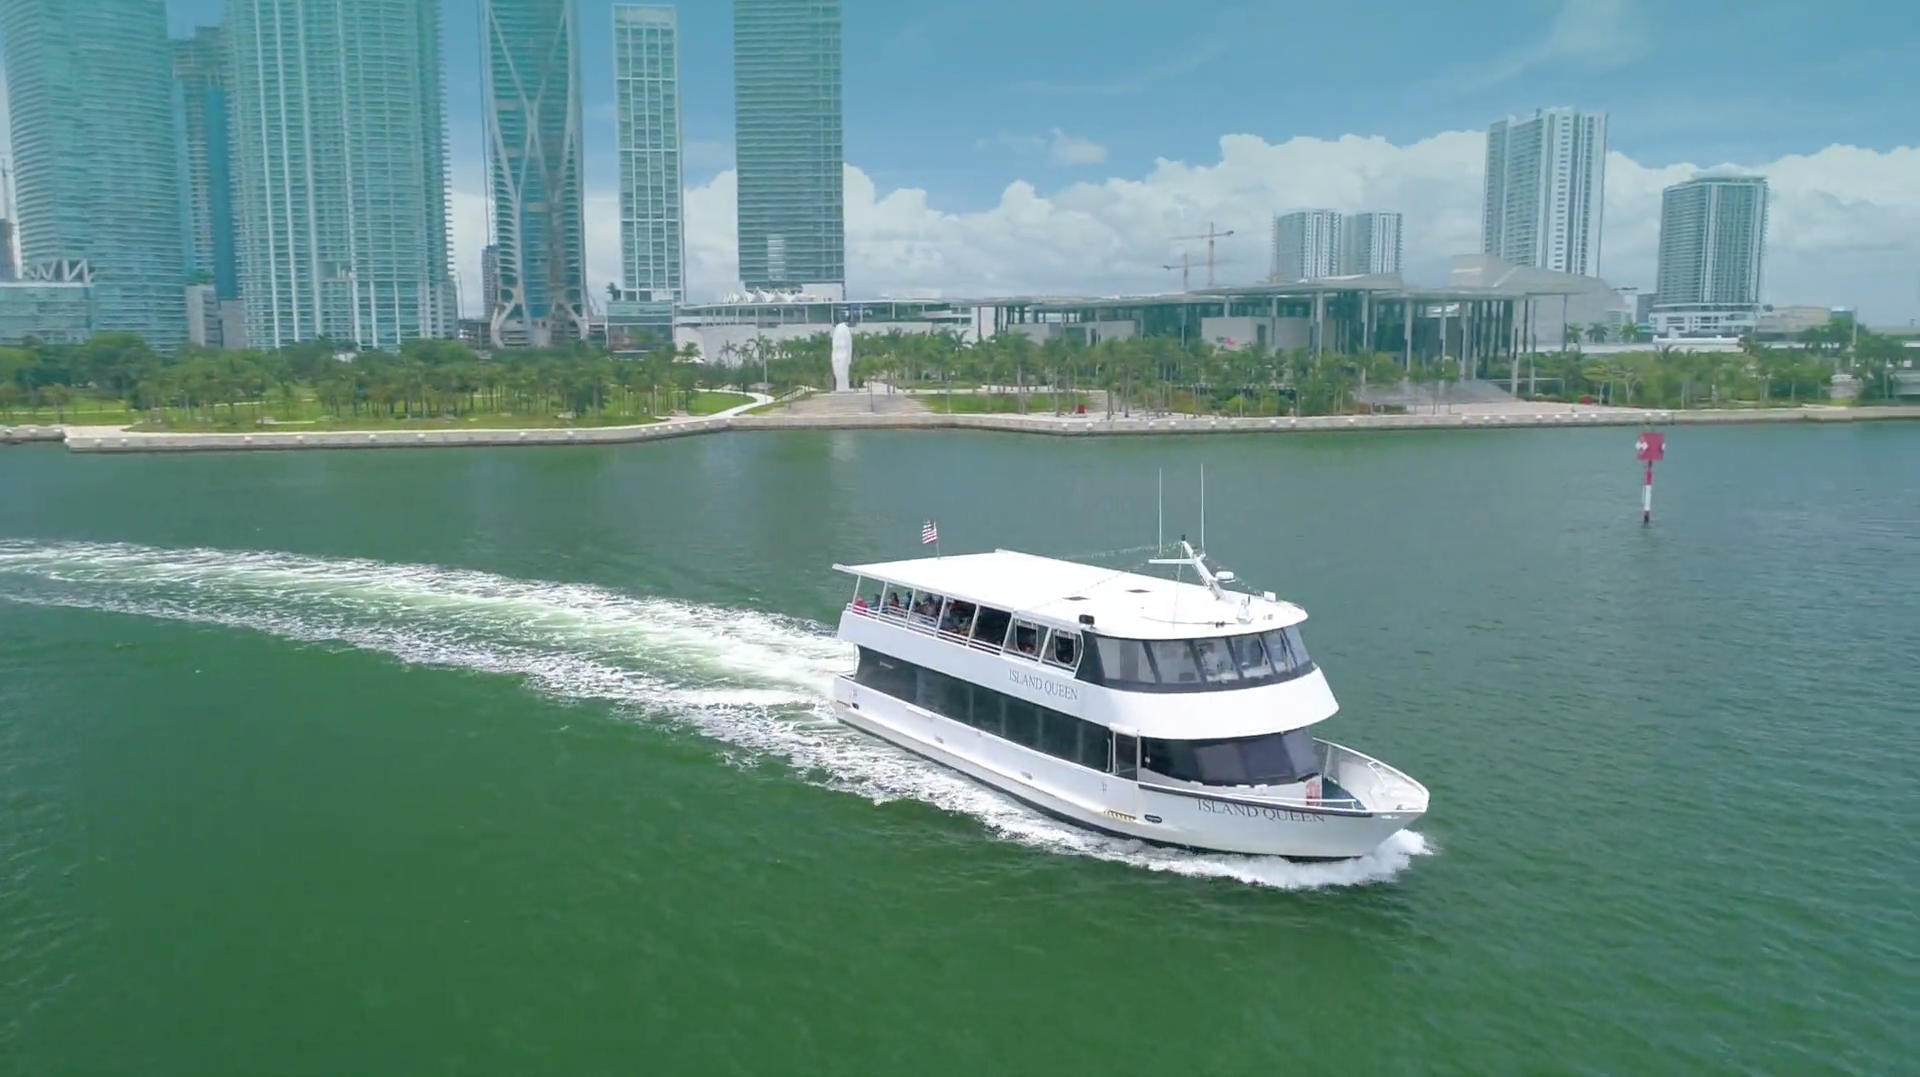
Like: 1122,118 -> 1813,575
0,1 -> 1914,332
483,0 -> 589,347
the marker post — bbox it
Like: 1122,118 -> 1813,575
1635,431 -> 1666,525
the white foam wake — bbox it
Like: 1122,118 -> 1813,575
0,539 -> 1430,889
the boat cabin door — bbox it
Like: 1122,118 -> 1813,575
1107,726 -> 1142,820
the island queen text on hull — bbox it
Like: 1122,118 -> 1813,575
829,544 -> 1428,860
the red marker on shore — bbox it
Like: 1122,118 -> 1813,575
1636,431 -> 1666,525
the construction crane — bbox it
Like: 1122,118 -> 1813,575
1162,251 -> 1233,293
1170,222 -> 1236,288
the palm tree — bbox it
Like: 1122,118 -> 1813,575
1585,322 -> 1612,344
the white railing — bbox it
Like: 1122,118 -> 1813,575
846,602 -> 1074,663
1320,740 -> 1429,814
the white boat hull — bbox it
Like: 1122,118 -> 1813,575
831,679 -> 1423,860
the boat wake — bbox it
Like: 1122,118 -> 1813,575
0,539 -> 1430,890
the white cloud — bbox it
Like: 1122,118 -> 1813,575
1048,130 -> 1107,167
453,132 -> 1920,321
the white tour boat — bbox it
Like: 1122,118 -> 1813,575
828,542 -> 1429,860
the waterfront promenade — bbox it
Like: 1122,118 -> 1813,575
6,399 -> 1919,453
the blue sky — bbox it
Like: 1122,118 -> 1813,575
157,0 -> 1920,317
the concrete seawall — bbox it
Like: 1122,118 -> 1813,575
14,403 -> 1920,454
1,425 -> 66,444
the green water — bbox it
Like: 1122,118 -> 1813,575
1,427 -> 1915,1076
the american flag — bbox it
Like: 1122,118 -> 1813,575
921,520 -> 939,545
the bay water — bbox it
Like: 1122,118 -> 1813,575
1,425 -> 1915,1075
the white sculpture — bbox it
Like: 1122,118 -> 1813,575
830,322 -> 854,392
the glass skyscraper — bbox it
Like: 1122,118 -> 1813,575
173,26 -> 239,304
483,0 -> 588,347
0,0 -> 188,350
227,0 -> 456,350
614,5 -> 685,302
732,0 -> 844,292
1481,108 -> 1608,277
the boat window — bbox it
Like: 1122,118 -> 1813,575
881,586 -> 912,617
1088,628 -> 1315,692
1191,637 -> 1241,684
1094,637 -> 1157,685
854,648 -> 918,701
1007,620 -> 1044,660
971,606 -> 1012,648
1141,728 -> 1321,787
909,591 -> 944,626
1002,697 -> 1042,748
848,649 -> 1112,773
1264,627 -> 1312,672
1227,633 -> 1273,678
940,600 -> 977,637
1044,630 -> 1081,670
1147,640 -> 1202,686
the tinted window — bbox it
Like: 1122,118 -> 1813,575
1228,633 -> 1273,678
1148,640 -> 1202,686
1142,729 -> 1322,786
851,649 -> 1116,772
1095,637 -> 1156,685
855,648 -> 917,699
1002,698 -> 1041,747
1088,629 -> 1316,693
1191,637 -> 1241,684
1039,710 -> 1081,760
1009,621 -> 1043,659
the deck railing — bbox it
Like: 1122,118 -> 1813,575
846,601 -> 1031,657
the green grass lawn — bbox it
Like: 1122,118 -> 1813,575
921,391 -> 1090,415
684,390 -> 755,416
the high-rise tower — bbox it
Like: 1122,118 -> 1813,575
733,0 -> 844,294
1481,108 -> 1608,277
614,5 -> 686,302
1272,210 -> 1341,282
227,0 -> 456,349
1652,175 -> 1768,337
0,0 -> 188,349
483,0 -> 588,347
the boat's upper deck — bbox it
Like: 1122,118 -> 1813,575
834,549 -> 1305,640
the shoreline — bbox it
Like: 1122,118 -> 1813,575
6,403 -> 1919,453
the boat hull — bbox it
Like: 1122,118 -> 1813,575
829,681 -> 1420,860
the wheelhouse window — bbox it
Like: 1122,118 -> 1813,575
1087,626 -> 1316,692
1141,728 -> 1321,787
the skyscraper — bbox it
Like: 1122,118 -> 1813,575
1652,175 -> 1769,337
1339,212 -> 1403,276
173,27 -> 240,305
733,0 -> 844,293
227,0 -> 456,350
483,0 -> 588,347
614,5 -> 686,302
1481,108 -> 1607,277
0,0 -> 187,349
1272,210 -> 1341,282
